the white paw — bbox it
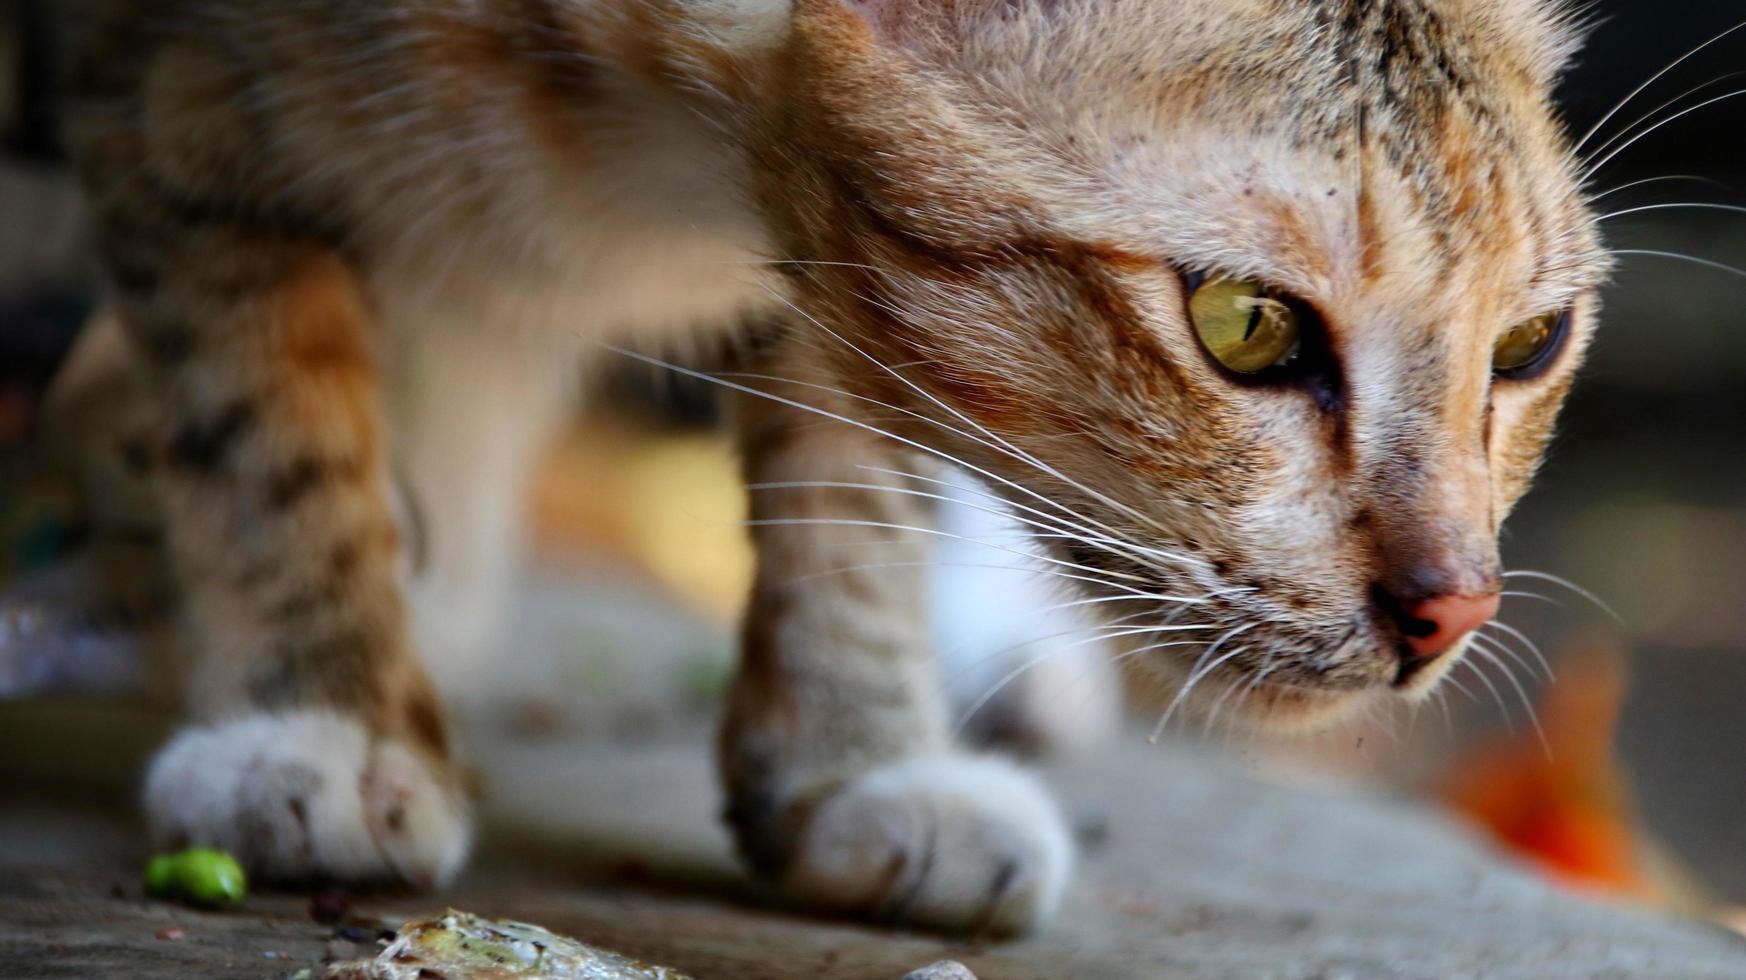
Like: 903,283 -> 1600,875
784,755 -> 1073,935
143,710 -> 471,889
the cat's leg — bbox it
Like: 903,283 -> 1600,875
94,224 -> 469,887
388,320 -> 575,694
721,370 -> 1074,935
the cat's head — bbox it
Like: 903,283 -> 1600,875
752,0 -> 1609,729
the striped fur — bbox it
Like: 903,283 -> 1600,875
62,0 -> 1605,932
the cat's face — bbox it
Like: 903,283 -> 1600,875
757,0 -> 1609,728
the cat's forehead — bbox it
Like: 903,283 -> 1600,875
948,0 -> 1580,125
796,0 -> 1606,315
1083,118 -> 1601,326
932,0 -> 1606,314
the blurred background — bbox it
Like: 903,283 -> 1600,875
3,0 -> 1744,929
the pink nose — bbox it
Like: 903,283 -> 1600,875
1398,592 -> 1501,659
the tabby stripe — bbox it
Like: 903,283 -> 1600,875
167,400 -> 257,473
265,455 -> 363,511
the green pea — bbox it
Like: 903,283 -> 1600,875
143,854 -> 179,897
176,848 -> 247,906
143,848 -> 248,907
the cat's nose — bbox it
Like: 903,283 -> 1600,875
1385,590 -> 1500,660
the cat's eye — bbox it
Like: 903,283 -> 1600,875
1186,276 -> 1303,374
1492,309 -> 1569,378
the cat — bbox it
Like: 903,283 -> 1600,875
57,0 -> 1607,935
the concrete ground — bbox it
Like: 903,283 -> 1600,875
5,688 -> 1745,980
6,89 -> 1746,980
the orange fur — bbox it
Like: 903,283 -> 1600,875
61,0 -> 1608,930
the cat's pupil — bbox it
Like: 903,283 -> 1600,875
1185,276 -> 1305,376
1242,303 -> 1263,341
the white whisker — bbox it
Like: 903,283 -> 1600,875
1581,70 -> 1746,170
1480,620 -> 1555,681
1455,652 -> 1515,734
1474,626 -> 1548,683
1148,622 -> 1258,742
1440,670 -> 1480,706
1204,649 -> 1277,735
1583,88 -> 1746,181
858,464 -> 1200,571
1500,589 -> 1563,608
743,517 -> 1154,584
1573,20 -> 1746,154
1468,638 -> 1552,759
1502,570 -> 1625,624
716,366 -> 1192,575
725,258 -> 884,272
1430,686 -> 1455,740
1202,672 -> 1254,739
785,558 -> 1175,601
939,610 -> 1181,700
956,628 -> 1212,734
765,288 -> 1184,550
1597,201 -> 1746,223
1589,174 -> 1732,202
1610,249 -> 1746,284
792,559 -> 1131,597
748,477 -> 1083,545
1376,701 -> 1405,751
604,348 -> 1180,593
746,474 -> 1186,578
1105,636 -> 1213,672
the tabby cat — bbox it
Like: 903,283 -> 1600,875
61,0 -> 1605,934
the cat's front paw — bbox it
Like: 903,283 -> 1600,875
143,710 -> 471,889
783,754 -> 1073,935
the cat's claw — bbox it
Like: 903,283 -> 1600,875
143,710 -> 470,889
782,754 -> 1073,936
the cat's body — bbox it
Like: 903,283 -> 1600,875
60,0 -> 1606,933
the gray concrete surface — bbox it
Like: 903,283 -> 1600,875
4,697 -> 1744,979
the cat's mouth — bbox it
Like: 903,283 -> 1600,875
1153,616 -> 1467,732
1231,626 -> 1480,731
1057,543 -> 1484,728
1388,633 -> 1476,699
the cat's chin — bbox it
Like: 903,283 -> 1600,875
1225,681 -> 1380,735
1231,651 -> 1474,733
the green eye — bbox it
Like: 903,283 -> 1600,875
1493,310 -> 1566,375
1187,276 -> 1302,374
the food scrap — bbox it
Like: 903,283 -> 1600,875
322,911 -> 691,979
144,847 -> 248,908
902,962 -> 980,980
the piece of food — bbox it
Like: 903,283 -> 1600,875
323,911 -> 690,979
143,847 -> 247,907
143,854 -> 176,895
902,961 -> 980,980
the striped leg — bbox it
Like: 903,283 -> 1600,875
719,346 -> 1073,935
94,227 -> 469,887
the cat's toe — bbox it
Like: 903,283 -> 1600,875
783,754 -> 1073,936
143,710 -> 470,889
